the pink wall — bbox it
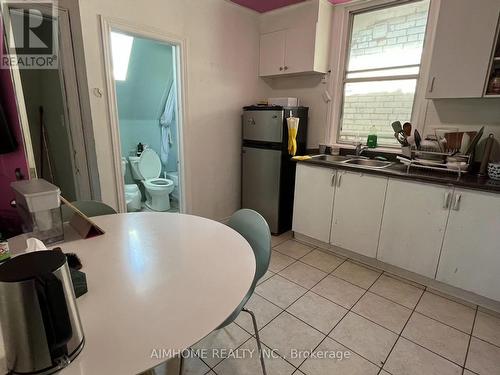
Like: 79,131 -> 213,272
0,67 -> 29,235
231,0 -> 350,12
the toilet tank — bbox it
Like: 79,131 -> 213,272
165,172 -> 179,187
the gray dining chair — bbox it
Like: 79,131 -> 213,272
217,208 -> 272,375
61,200 -> 117,222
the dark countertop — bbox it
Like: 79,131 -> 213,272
300,157 -> 500,194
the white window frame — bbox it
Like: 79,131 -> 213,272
326,0 -> 440,152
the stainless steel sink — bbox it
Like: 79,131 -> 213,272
344,159 -> 393,168
313,155 -> 349,162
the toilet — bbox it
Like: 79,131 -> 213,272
121,158 -> 141,212
129,149 -> 174,211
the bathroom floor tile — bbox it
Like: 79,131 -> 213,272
279,261 -> 327,289
287,291 -> 348,334
259,312 -> 325,367
234,294 -> 283,334
274,239 -> 314,259
268,251 -> 296,273
383,337 -> 462,375
331,261 -> 381,289
255,275 -> 307,309
402,312 -> 469,365
330,312 -> 398,366
352,292 -> 412,334
298,337 -> 379,375
416,291 -> 476,333
369,274 -> 424,309
300,249 -> 345,273
472,310 -> 500,347
311,275 -> 365,309
192,323 -> 250,368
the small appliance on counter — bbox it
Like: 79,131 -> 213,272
241,105 -> 308,234
11,179 -> 63,244
0,250 -> 85,374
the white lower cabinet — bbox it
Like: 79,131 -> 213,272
330,171 -> 388,258
292,163 -> 336,243
436,189 -> 500,301
377,179 -> 452,278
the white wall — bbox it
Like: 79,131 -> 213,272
77,0 -> 267,220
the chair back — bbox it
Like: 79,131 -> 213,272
228,209 -> 271,284
62,200 -> 117,221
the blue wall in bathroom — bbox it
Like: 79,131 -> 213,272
115,35 -> 179,183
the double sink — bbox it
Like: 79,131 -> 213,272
312,154 -> 394,169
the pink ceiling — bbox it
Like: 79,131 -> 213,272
231,0 -> 350,13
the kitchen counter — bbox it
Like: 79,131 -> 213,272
300,156 -> 500,194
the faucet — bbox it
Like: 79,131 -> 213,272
355,143 -> 369,157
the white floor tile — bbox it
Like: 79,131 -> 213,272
234,294 -> 283,334
274,240 -> 314,259
473,310 -> 500,347
330,312 -> 397,366
465,337 -> 500,375
300,250 -> 344,273
279,261 -> 327,289
416,292 -> 476,333
287,291 -> 348,334
255,275 -> 307,309
369,274 -> 424,309
384,337 -> 462,375
331,261 -> 381,289
259,312 -> 325,367
402,312 -> 469,365
269,251 -> 296,273
312,275 -> 365,309
352,292 -> 411,334
299,337 -> 379,375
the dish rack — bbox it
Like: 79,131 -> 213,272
397,148 -> 472,178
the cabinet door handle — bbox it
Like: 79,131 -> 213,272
284,66 -> 288,71
443,191 -> 451,209
331,173 -> 336,187
428,77 -> 436,93
279,66 -> 284,71
337,174 -> 342,187
452,193 -> 461,211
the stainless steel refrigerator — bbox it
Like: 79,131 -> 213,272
241,106 -> 308,234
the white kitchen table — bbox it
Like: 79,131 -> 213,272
1,212 -> 256,375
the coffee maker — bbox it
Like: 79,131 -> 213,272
0,251 -> 84,374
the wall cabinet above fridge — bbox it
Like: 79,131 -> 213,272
425,0 -> 500,99
259,0 -> 333,77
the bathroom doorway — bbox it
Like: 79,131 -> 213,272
101,20 -> 185,213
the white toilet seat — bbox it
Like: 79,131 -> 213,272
143,178 -> 174,193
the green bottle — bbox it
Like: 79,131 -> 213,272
367,125 -> 378,148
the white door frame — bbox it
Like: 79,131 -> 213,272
99,16 -> 189,213
2,3 -> 94,200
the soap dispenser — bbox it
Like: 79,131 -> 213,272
367,125 -> 378,148
137,143 -> 144,156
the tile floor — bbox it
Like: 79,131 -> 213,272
176,233 -> 500,375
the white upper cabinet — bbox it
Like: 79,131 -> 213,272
426,0 -> 500,98
378,179 -> 452,278
292,163 -> 336,243
330,172 -> 387,258
259,0 -> 332,77
436,189 -> 500,301
259,31 -> 286,76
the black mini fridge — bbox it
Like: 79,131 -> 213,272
241,105 -> 308,234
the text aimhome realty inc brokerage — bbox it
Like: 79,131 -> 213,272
150,348 -> 352,361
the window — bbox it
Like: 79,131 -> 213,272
111,31 -> 134,81
338,0 -> 430,146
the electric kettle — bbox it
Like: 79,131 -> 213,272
0,250 -> 84,374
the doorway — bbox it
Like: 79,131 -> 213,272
3,4 -> 95,201
101,20 -> 186,213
